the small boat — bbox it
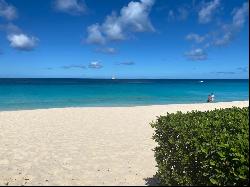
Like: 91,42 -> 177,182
111,75 -> 116,80
199,80 -> 204,83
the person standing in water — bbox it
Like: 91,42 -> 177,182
207,95 -> 212,102
211,93 -> 215,102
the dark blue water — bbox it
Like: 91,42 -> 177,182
0,79 -> 248,111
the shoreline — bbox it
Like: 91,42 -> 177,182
0,100 -> 249,185
0,100 -> 249,112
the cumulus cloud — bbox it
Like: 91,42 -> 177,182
102,12 -> 125,41
61,65 -> 86,69
95,47 -> 117,54
86,24 -> 106,45
86,0 -> 155,45
119,0 -> 155,32
88,61 -> 103,69
1,24 -> 39,51
0,2 -> 39,52
198,0 -> 220,24
185,48 -> 207,61
0,0 -> 18,20
54,0 -> 86,15
7,33 -> 38,51
186,33 -> 205,43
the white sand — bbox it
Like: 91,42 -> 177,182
0,101 -> 248,186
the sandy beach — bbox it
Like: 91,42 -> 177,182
0,101 -> 248,186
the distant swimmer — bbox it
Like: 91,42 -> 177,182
207,93 -> 215,103
211,93 -> 215,102
207,94 -> 212,103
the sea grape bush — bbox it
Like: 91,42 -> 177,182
151,107 -> 249,186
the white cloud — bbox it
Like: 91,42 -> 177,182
198,0 -> 220,24
0,0 -> 18,20
102,12 -> 125,41
186,1 -> 249,54
0,1 -> 39,52
86,0 -> 155,44
1,24 -> 39,51
186,33 -> 205,43
119,0 -> 155,32
232,2 -> 249,28
7,33 -> 38,51
185,48 -> 207,61
54,0 -> 86,15
212,28 -> 233,46
88,61 -> 103,69
86,24 -> 106,45
213,2 -> 249,46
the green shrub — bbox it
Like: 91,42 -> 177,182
151,107 -> 249,186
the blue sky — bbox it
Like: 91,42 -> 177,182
0,0 -> 249,78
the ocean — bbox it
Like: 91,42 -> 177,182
0,79 -> 248,111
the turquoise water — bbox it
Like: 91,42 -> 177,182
0,79 -> 248,111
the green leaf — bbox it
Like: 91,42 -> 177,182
239,175 -> 246,179
210,178 -> 218,185
232,158 -> 239,161
218,152 -> 225,158
210,160 -> 216,166
201,147 -> 208,154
